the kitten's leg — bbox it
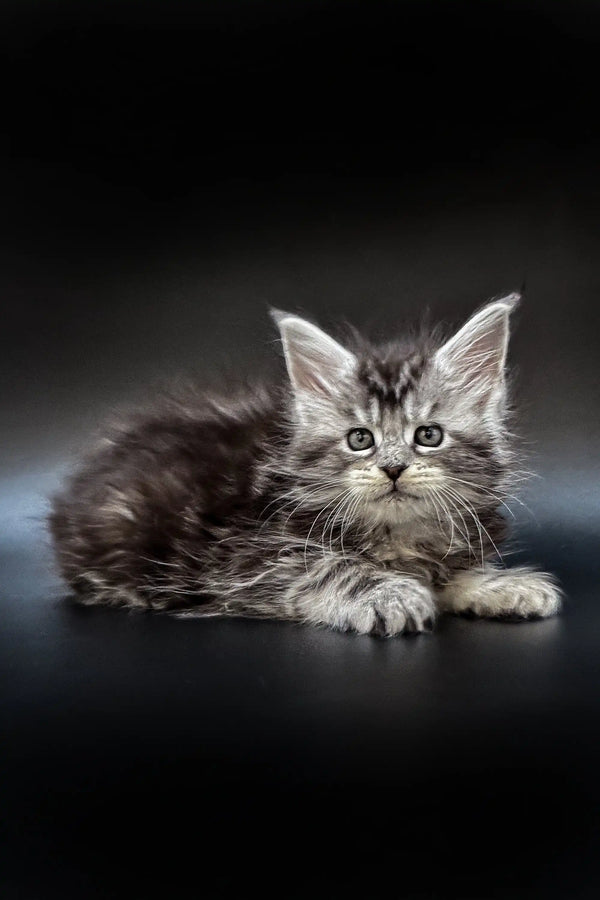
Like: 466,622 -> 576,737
438,566 -> 562,620
275,555 -> 437,636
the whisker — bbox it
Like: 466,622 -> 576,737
437,486 -> 474,561
443,484 -> 504,566
321,489 -> 355,557
442,475 -> 524,521
303,488 -> 351,571
426,488 -> 456,560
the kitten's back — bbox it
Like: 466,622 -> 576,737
49,383 -> 283,607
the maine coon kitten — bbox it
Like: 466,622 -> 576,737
49,294 -> 561,635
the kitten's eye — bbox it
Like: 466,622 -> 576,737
347,428 -> 375,451
414,425 -> 444,447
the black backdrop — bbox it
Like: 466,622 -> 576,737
2,2 -> 600,898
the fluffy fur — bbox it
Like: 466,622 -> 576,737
49,294 -> 562,635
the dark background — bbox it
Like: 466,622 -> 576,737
2,1 -> 599,898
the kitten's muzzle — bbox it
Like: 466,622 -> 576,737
380,465 -> 408,484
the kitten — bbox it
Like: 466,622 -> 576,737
49,294 -> 561,635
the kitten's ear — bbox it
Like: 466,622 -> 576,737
434,293 -> 520,401
271,310 -> 357,411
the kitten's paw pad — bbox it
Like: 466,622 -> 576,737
343,582 -> 436,636
455,570 -> 562,620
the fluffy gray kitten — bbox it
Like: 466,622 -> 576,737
50,294 -> 561,635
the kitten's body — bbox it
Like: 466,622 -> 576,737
50,297 -> 561,634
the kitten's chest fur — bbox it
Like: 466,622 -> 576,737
368,529 -> 422,563
361,522 -> 451,583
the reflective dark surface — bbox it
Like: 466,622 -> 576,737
2,2 -> 600,897
3,531 -> 600,898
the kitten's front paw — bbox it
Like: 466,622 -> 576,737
441,568 -> 562,620
341,579 -> 436,637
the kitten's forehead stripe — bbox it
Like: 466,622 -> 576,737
358,352 -> 426,409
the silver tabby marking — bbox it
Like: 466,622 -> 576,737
49,294 -> 561,635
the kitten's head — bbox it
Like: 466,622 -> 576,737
274,295 -> 519,532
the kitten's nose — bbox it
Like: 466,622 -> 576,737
381,465 -> 407,483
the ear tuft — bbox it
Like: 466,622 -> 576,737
494,291 -> 521,313
269,307 -> 290,328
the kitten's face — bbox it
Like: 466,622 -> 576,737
275,297 -> 517,532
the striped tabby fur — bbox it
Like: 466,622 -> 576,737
49,295 -> 561,635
